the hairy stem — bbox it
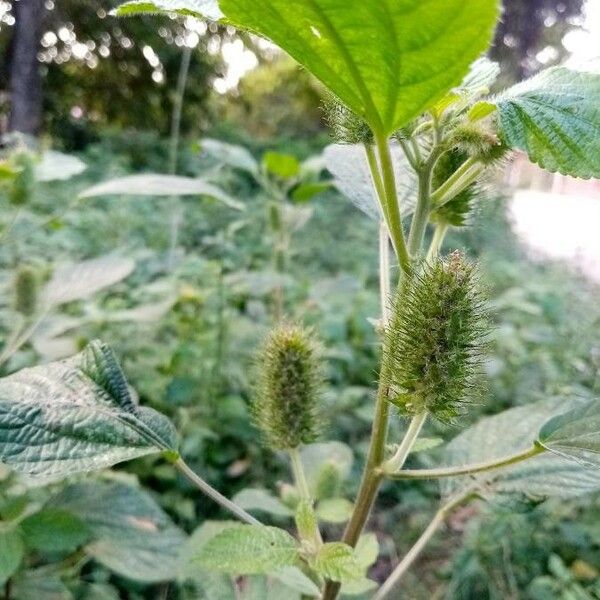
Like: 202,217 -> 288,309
289,447 -> 311,500
175,458 -> 261,526
382,412 -> 428,474
430,157 -> 484,207
373,487 -> 479,600
384,444 -> 545,480
426,223 -> 448,262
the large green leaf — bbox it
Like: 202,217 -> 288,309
0,524 -> 23,585
538,399 -> 600,466
441,397 -> 600,499
0,341 -> 178,477
11,569 -> 72,600
51,481 -> 186,583
113,0 -> 222,20
194,524 -> 299,575
220,0 -> 500,136
494,67 -> 600,179
21,509 -> 91,553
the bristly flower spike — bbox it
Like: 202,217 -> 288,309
253,323 -> 325,451
382,252 -> 489,423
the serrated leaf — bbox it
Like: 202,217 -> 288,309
35,151 -> 87,182
43,255 -> 135,307
221,0 -> 499,136
79,174 -> 244,210
195,525 -> 298,575
494,67 -> 600,178
0,524 -> 24,584
113,0 -> 222,20
200,138 -> 259,174
441,397 -> 600,499
538,399 -> 600,466
232,488 -> 293,517
0,341 -> 178,477
311,542 -> 362,583
323,143 -> 417,220
21,509 -> 91,553
51,481 -> 186,583
316,498 -> 353,524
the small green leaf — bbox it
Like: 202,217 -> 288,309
220,0 -> 500,136
79,174 -> 244,210
113,0 -> 222,20
21,509 -> 91,553
354,533 -> 379,570
538,399 -> 600,466
290,181 -> 332,203
494,67 -> 600,178
0,341 -> 178,477
51,481 -> 186,583
200,138 -> 259,174
195,525 -> 299,575
295,500 -> 319,541
233,488 -> 293,517
272,566 -> 321,596
263,152 -> 300,179
316,498 -> 353,524
0,524 -> 24,585
310,542 -> 362,583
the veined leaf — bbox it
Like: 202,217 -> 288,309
51,481 -> 186,583
310,542 -> 362,583
538,399 -> 600,467
79,174 -> 244,210
0,341 -> 178,477
113,0 -> 222,20
21,509 -> 91,553
43,255 -> 135,307
441,397 -> 600,499
194,524 -> 298,574
494,67 -> 600,178
220,0 -> 500,136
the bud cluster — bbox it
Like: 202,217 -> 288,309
382,253 -> 488,423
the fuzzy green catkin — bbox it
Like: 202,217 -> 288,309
382,252 -> 488,423
13,266 -> 39,317
253,323 -> 324,451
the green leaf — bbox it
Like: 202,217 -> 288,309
0,341 -> 178,477
263,152 -> 300,179
316,498 -> 353,524
295,500 -> 319,542
232,488 -> 293,517
409,436 -> 444,454
460,57 -> 500,94
0,524 -> 24,585
21,509 -> 91,553
353,533 -> 379,570
79,174 -> 244,210
11,569 -> 72,600
290,181 -> 333,203
310,542 -> 362,583
538,399 -> 600,467
43,255 -> 135,307
220,0 -> 500,136
35,151 -> 87,182
200,138 -> 259,174
113,0 -> 222,20
494,67 -> 600,178
441,397 -> 600,499
300,441 -> 354,498
194,524 -> 299,575
272,566 -> 321,596
51,481 -> 186,583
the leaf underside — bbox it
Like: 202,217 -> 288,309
114,0 -> 222,20
220,0 -> 500,135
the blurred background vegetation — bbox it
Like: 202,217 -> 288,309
0,0 -> 599,599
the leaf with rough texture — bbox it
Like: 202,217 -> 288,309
200,138 -> 259,174
79,174 -> 244,210
194,524 -> 298,574
220,0 -> 500,135
233,488 -> 293,517
0,341 -> 178,477
316,498 -> 353,523
0,524 -> 23,585
51,481 -> 186,583
441,397 -> 600,499
538,399 -> 600,466
113,0 -> 222,20
494,67 -> 600,178
43,255 -> 135,307
310,542 -> 362,583
323,143 -> 417,220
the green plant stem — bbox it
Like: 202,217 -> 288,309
174,458 -> 261,526
378,222 -> 391,321
373,487 -> 479,600
381,412 -> 428,474
426,224 -> 448,262
374,133 -> 410,273
289,447 -> 311,500
384,444 -> 545,480
430,157 -> 484,207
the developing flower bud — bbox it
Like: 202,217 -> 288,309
323,96 -> 373,145
253,323 -> 324,451
14,266 -> 39,317
382,252 -> 488,423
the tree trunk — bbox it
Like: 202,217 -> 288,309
8,0 -> 45,135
